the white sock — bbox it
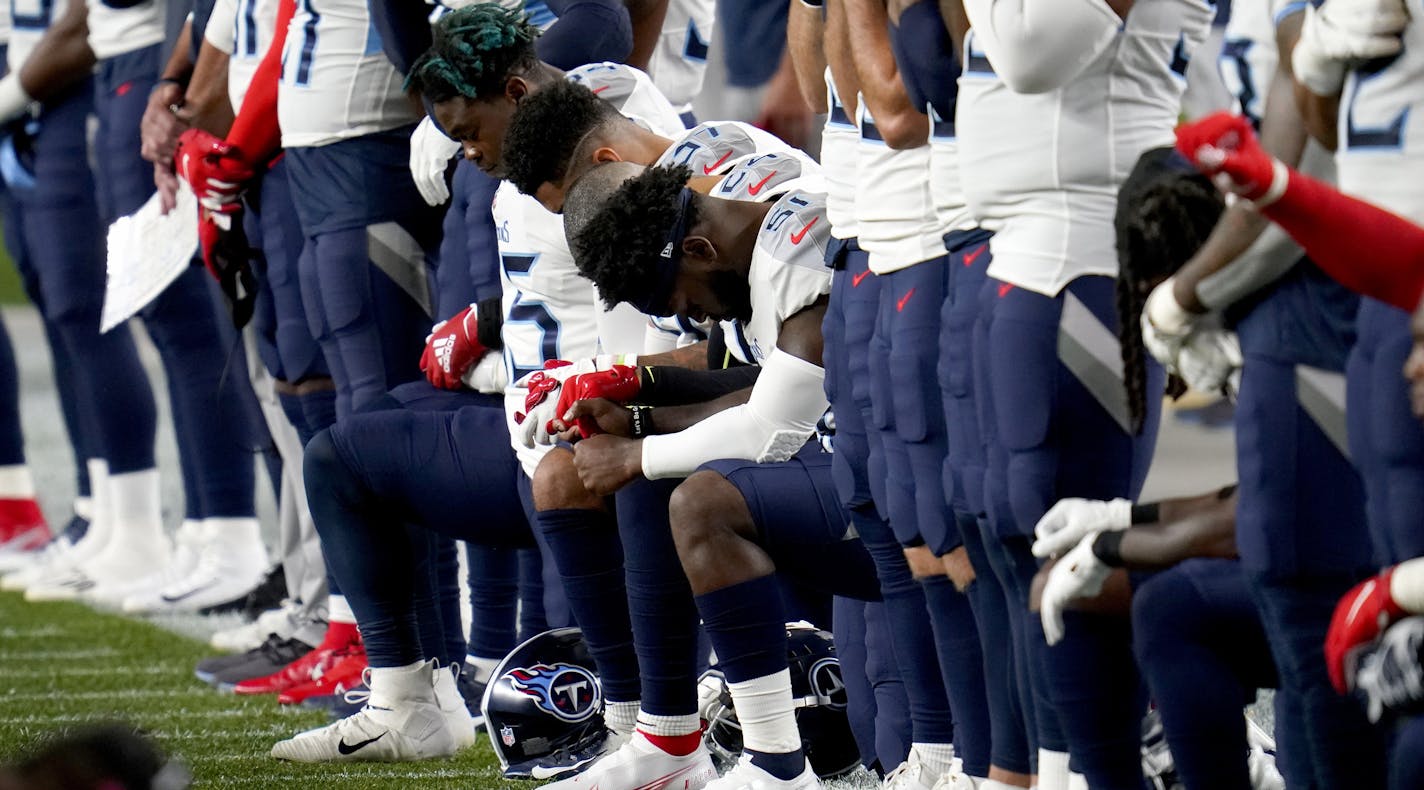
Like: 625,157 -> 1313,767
107,468 -> 165,548
79,460 -> 111,554
727,669 -> 800,754
0,465 -> 36,499
605,700 -> 638,736
1037,749 -> 1071,790
203,517 -> 265,559
464,654 -> 502,684
914,742 -> 957,777
1066,772 -> 1088,790
636,710 -> 701,738
369,659 -> 435,702
73,495 -> 93,522
328,594 -> 357,625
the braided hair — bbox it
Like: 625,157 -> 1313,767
1114,146 -> 1225,434
406,5 -> 540,103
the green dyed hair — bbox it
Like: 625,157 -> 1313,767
406,5 -> 541,103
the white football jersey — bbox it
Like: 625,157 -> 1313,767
710,148 -> 826,202
86,0 -> 164,60
655,120 -> 798,177
742,190 -> 834,363
1335,0 -> 1424,223
9,0 -> 64,70
278,0 -> 422,148
0,0 -> 12,45
643,0 -> 713,112
566,62 -> 687,137
205,0 -> 280,111
958,0 -> 1213,295
929,104 -> 975,239
821,70 -> 859,240
855,100 -> 941,274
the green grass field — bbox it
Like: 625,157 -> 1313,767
0,592 -> 528,788
0,239 -> 22,305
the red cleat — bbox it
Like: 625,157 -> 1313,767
231,631 -> 362,696
277,644 -> 368,705
0,499 -> 49,555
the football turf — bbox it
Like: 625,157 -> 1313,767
0,591 -> 526,788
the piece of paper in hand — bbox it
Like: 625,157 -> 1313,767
100,181 -> 199,333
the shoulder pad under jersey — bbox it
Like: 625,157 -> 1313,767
656,122 -> 760,176
714,152 -> 808,202
756,190 -> 832,271
567,62 -> 640,107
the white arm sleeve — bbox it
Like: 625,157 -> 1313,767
204,0 -> 239,52
963,0 -> 1121,93
640,349 -> 828,479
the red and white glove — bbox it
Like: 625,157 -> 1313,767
174,128 -> 256,212
1327,566 -> 1409,693
515,360 -> 580,448
552,365 -> 642,440
420,305 -> 489,390
1175,111 -> 1287,207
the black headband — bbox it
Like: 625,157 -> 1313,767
632,187 -> 695,316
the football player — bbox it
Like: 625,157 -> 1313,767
957,0 -> 1213,786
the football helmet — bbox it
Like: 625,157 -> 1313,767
482,627 -> 609,778
702,622 -> 859,779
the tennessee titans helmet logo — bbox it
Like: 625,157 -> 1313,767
808,658 -> 848,711
507,663 -> 601,723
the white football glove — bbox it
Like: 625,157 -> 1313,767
410,116 -> 461,207
1294,0 -> 1411,96
1175,328 -> 1243,396
1140,277 -> 1200,370
1032,497 -> 1132,559
1039,534 -> 1112,646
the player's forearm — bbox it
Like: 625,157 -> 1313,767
622,0 -> 668,70
1105,488 -> 1239,570
18,0 -> 95,102
1260,169 -> 1424,312
160,22 -> 196,86
181,42 -> 235,136
787,0 -> 829,114
961,0 -> 1118,93
646,386 -> 753,431
1294,82 -> 1339,151
843,0 -> 927,149
824,0 -> 859,119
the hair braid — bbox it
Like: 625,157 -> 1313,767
406,5 -> 540,102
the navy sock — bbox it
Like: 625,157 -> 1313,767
746,749 -> 807,782
535,507 -> 640,703
921,574 -> 992,775
517,547 -> 549,639
435,536 -> 467,665
466,544 -> 519,658
0,317 -> 23,466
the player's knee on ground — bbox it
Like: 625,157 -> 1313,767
940,546 -> 977,591
668,470 -> 754,573
532,447 -> 603,511
903,544 -> 942,580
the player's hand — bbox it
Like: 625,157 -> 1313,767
1038,535 -> 1111,646
1351,616 -> 1424,722
1293,0 -> 1409,97
1175,112 -> 1285,205
1327,566 -> 1409,693
153,163 -> 180,215
420,305 -> 488,390
550,365 -> 641,439
554,398 -> 634,442
1175,328 -> 1243,395
515,360 -> 588,448
1032,498 -> 1132,559
571,434 -> 643,496
141,80 -> 187,167
174,128 -> 256,211
410,116 -> 461,207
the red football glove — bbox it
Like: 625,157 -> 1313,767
551,365 -> 642,439
515,360 -> 574,425
1327,566 -> 1408,694
1174,111 -> 1281,203
420,305 -> 489,390
175,128 -> 256,212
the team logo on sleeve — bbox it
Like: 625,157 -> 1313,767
507,663 -> 601,722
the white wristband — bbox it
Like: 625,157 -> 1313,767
1391,557 -> 1424,615
0,74 -> 34,126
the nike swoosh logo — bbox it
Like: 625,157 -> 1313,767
897,287 -> 915,312
963,244 -> 986,267
160,579 -> 218,604
702,151 -> 733,174
997,282 -> 1013,298
790,216 -> 819,245
746,171 -> 777,196
337,732 -> 387,755
851,269 -> 870,287
632,765 -> 701,790
592,85 -> 610,95
528,755 -> 598,780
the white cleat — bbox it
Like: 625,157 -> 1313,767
884,748 -> 949,790
122,520 -> 266,613
704,754 -> 821,790
270,661 -> 460,763
210,602 -> 305,652
1,533 -> 81,590
23,564 -> 100,602
433,666 -> 477,749
539,730 -> 718,789
87,521 -> 203,608
928,762 -> 977,790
